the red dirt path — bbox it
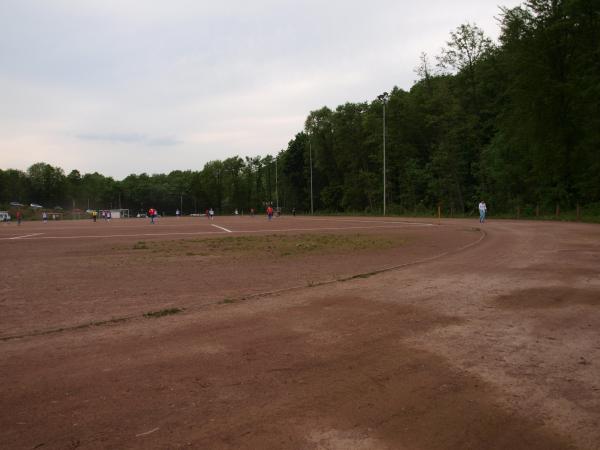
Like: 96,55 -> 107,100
1,216 -> 599,449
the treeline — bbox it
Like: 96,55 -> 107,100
0,157 -> 280,215
2,0 -> 599,216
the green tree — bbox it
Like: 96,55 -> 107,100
0,169 -> 30,206
282,133 -> 309,211
27,162 -> 67,207
200,160 -> 224,213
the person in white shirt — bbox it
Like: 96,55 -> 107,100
478,201 -> 487,223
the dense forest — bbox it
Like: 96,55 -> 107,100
1,0 -> 599,217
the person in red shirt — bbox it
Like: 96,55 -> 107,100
148,208 -> 156,224
16,210 -> 22,225
266,205 -> 274,221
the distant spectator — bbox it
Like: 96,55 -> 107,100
478,201 -> 487,223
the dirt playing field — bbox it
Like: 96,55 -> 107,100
0,215 -> 599,449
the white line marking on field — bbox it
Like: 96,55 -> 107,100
5,233 -> 43,240
240,224 -> 429,234
211,224 -> 232,233
1,222 -> 433,241
0,230 -> 223,241
35,231 -> 222,239
135,427 -> 159,437
305,217 -> 433,226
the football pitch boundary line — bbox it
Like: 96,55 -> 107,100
305,217 -> 434,226
0,217 -> 433,234
0,222 -> 436,240
11,233 -> 43,240
211,224 -> 232,233
0,233 -> 44,241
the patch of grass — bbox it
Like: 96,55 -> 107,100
143,308 -> 183,318
85,317 -> 129,328
460,227 -> 481,232
1,316 -> 133,341
133,241 -> 148,250
140,233 -> 406,258
351,273 -> 373,279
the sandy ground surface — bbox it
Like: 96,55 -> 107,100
0,216 -> 599,449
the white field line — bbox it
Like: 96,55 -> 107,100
302,217 -> 434,226
211,224 -> 232,233
135,427 -> 159,437
3,223 -> 430,240
15,230 -> 225,240
0,223 -> 193,232
235,224 -> 432,234
1,233 -> 44,240
0,217 -> 431,237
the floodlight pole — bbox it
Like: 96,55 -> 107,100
309,135 -> 314,215
383,99 -> 386,216
377,92 -> 389,216
180,192 -> 183,214
275,156 -> 279,210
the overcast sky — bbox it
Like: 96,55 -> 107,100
0,0 -> 522,179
